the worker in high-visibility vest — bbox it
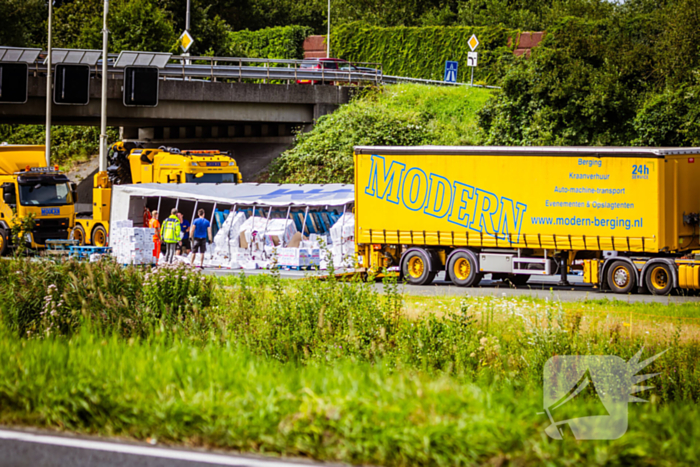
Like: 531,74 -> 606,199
149,210 -> 161,264
160,208 -> 182,264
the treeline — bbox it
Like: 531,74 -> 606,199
479,0 -> 700,146
0,1 -> 624,56
4,0 -> 700,151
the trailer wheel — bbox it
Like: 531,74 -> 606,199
92,225 -> 108,247
402,249 -> 436,286
645,264 -> 673,296
607,260 -> 636,294
72,225 -> 86,246
0,229 -> 8,256
447,250 -> 482,287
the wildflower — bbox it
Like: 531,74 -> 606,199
470,352 -> 476,357
480,337 -> 488,345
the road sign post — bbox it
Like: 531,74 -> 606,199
467,51 -> 478,86
444,60 -> 458,84
467,35 -> 480,86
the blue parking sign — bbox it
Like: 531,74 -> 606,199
444,60 -> 458,83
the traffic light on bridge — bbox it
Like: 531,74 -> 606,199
0,63 -> 28,104
123,67 -> 159,107
53,64 -> 91,105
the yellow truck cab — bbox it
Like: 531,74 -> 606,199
128,146 -> 242,185
73,143 -> 242,246
0,145 -> 76,255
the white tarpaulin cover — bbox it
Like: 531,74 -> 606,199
111,183 -> 354,224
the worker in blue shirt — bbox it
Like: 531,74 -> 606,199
189,208 -> 212,268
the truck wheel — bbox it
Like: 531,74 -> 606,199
607,260 -> 636,294
645,263 -> 673,296
72,225 -> 86,246
0,229 -> 8,256
402,249 -> 436,286
92,225 -> 108,247
447,250 -> 482,287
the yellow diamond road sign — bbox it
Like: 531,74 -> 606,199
179,30 -> 194,53
468,34 -> 479,51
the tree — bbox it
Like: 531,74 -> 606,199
0,0 -> 46,48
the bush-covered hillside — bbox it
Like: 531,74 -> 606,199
0,125 -> 119,170
267,84 -> 493,184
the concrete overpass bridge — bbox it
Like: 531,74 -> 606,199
0,50 -> 466,179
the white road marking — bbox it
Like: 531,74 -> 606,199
0,429 -> 312,466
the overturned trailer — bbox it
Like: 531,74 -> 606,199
110,183 -> 355,268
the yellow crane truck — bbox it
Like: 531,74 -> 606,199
0,145 -> 76,255
354,145 -> 700,296
74,143 -> 242,246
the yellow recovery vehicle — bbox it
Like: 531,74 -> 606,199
354,145 -> 700,296
0,145 -> 76,255
74,143 -> 242,246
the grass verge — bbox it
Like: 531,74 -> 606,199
0,328 -> 699,466
0,259 -> 699,465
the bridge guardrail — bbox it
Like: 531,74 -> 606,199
24,51 -> 496,88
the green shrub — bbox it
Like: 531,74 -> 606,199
268,84 -> 493,184
0,259 -> 216,338
142,262 -> 216,319
633,86 -> 700,146
226,25 -> 313,59
477,17 -> 641,146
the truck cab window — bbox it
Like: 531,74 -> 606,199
19,182 -> 71,206
185,173 -> 236,183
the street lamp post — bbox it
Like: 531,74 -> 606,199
326,0 -> 331,57
45,0 -> 53,166
99,0 -> 109,172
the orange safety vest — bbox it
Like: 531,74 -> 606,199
149,218 -> 161,241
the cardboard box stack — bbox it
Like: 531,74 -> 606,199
110,220 -> 156,265
277,247 -> 320,268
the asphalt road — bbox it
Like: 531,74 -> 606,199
0,428 -> 334,467
206,269 -> 700,304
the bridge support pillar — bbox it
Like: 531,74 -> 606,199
314,104 -> 339,120
121,127 -> 139,140
139,128 -> 155,140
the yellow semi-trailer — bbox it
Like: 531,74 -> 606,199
354,146 -> 700,296
0,145 -> 76,255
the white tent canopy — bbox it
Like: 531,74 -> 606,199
110,183 -> 355,225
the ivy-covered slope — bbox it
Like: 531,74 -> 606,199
332,24 -> 519,84
267,84 -> 493,184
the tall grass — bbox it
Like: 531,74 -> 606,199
2,258 -> 699,402
1,258 -> 699,464
0,327 -> 698,466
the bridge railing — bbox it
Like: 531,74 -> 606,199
27,51 -> 489,87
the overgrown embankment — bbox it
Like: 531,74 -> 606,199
0,125 -> 118,170
268,84 -> 493,184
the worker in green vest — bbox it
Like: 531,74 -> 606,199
160,208 -> 182,264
